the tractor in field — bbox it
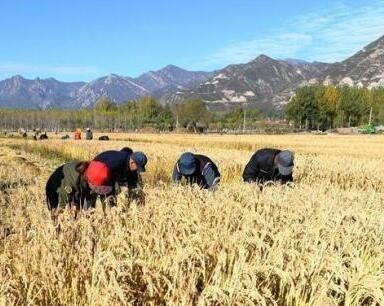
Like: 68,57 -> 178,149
358,108 -> 377,134
358,124 -> 376,134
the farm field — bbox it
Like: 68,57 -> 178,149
0,133 -> 384,305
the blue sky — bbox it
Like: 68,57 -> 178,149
0,0 -> 383,81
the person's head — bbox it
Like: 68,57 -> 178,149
120,147 -> 133,155
178,152 -> 197,176
86,127 -> 90,131
274,150 -> 294,176
129,151 -> 147,172
84,161 -> 113,195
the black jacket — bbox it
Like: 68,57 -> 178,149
173,154 -> 220,189
243,148 -> 293,184
93,150 -> 139,189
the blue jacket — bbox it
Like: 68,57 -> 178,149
173,154 -> 220,189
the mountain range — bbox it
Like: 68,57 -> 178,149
0,35 -> 383,110
173,35 -> 384,110
0,65 -> 213,109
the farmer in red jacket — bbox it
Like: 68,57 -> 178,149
46,160 -> 113,218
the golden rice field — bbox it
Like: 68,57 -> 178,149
0,133 -> 384,305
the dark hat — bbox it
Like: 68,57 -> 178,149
131,151 -> 147,172
276,150 -> 294,176
120,147 -> 133,154
85,161 -> 113,195
178,152 -> 196,176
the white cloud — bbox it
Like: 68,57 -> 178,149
201,0 -> 384,67
203,33 -> 313,66
0,62 -> 99,76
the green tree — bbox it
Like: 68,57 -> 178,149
286,86 -> 319,129
94,97 -> 118,113
175,99 -> 210,128
338,87 -> 368,127
371,88 -> 384,123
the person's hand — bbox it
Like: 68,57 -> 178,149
208,186 -> 218,192
105,195 -> 117,207
70,202 -> 80,211
285,181 -> 295,188
128,188 -> 145,205
69,202 -> 80,219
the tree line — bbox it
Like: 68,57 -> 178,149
4,86 -> 381,133
0,97 -> 262,132
285,85 -> 384,130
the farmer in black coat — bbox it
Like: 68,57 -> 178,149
173,152 -> 220,190
93,148 -> 147,204
243,148 -> 294,188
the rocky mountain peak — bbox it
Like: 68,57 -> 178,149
251,54 -> 274,64
1,35 -> 384,110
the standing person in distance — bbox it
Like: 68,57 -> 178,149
243,148 -> 294,189
173,152 -> 220,191
85,128 -> 93,140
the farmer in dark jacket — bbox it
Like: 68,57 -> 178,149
243,148 -> 294,188
173,152 -> 220,190
93,148 -> 147,204
46,160 -> 113,218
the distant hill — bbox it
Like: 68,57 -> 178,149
174,35 -> 384,110
0,35 -> 383,110
0,66 -> 212,109
135,64 -> 213,92
72,74 -> 149,108
170,55 -> 331,110
321,35 -> 384,88
0,75 -> 84,109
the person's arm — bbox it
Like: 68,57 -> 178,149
281,174 -> 293,184
126,172 -> 139,190
128,188 -> 145,205
172,163 -> 182,183
83,194 -> 98,210
121,171 -> 145,205
62,190 -> 81,218
202,165 -> 220,190
99,193 -> 117,208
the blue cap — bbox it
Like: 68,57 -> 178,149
178,152 -> 196,176
276,150 -> 294,176
131,151 -> 147,172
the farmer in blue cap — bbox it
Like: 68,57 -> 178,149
243,148 -> 294,189
173,152 -> 220,190
93,148 -> 148,205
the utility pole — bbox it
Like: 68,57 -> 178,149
243,109 -> 246,132
368,107 -> 373,126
